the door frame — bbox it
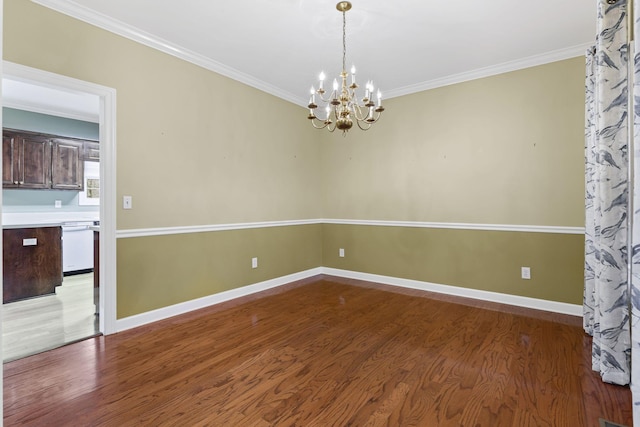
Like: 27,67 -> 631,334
2,61 -> 117,335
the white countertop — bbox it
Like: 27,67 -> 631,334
3,212 -> 99,228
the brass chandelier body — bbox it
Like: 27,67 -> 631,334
307,1 -> 384,135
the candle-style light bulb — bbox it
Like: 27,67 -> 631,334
333,78 -> 339,91
377,90 -> 382,106
351,65 -> 356,85
325,105 -> 331,120
309,86 -> 316,104
319,72 -> 325,90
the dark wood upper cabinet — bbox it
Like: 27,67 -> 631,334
51,138 -> 84,190
3,132 -> 16,187
2,131 -> 51,189
84,141 -> 100,162
2,129 -> 97,190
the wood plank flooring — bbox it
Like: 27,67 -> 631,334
2,273 -> 99,362
3,275 -> 632,426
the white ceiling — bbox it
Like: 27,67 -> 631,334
31,0 -> 596,106
2,78 -> 100,122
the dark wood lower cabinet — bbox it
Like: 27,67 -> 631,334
3,227 -> 63,303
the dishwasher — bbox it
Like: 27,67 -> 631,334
62,221 -> 95,274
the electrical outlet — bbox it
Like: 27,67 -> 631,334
521,267 -> 531,280
252,257 -> 258,269
54,200 -> 62,208
339,248 -> 345,257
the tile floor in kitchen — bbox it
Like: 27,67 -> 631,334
2,273 -> 100,362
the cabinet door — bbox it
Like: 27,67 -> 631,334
84,141 -> 100,162
2,132 -> 19,187
3,227 -> 63,303
51,139 -> 84,190
18,134 -> 51,189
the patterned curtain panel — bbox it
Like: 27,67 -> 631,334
632,0 -> 640,420
584,0 -> 630,386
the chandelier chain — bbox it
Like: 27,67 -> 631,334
342,10 -> 346,73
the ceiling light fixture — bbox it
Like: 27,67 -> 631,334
307,1 -> 384,135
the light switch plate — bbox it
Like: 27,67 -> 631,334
123,195 -> 133,209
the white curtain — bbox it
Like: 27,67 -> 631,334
584,0 -> 630,386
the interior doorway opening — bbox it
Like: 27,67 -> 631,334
1,62 -> 117,361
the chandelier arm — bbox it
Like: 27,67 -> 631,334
316,92 -> 337,104
310,118 -> 332,130
351,104 -> 370,121
356,120 -> 373,131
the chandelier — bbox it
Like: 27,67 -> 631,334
307,1 -> 384,135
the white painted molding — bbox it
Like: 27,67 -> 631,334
322,268 -> 583,317
3,60 -> 119,336
115,267 -> 323,332
116,218 -> 585,239
385,43 -> 592,99
116,219 -> 323,239
30,0 -> 307,107
322,219 -> 585,235
31,0 -> 589,106
115,265 -> 581,333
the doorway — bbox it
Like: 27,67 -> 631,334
1,62 -> 117,360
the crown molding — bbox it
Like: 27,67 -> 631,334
31,1 -> 591,106
384,43 -> 592,99
30,0 -> 308,106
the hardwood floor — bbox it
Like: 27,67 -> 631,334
3,275 -> 632,426
2,273 -> 99,362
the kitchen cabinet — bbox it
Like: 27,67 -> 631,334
84,141 -> 100,162
2,129 -> 96,190
3,226 -> 63,303
2,131 -> 51,189
51,138 -> 84,190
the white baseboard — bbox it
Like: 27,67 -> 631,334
116,266 -> 582,332
115,267 -> 323,332
321,268 -> 583,317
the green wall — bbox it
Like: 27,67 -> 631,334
117,224 -> 323,318
322,224 -> 584,305
4,0 -> 586,319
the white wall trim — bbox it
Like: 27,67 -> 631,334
116,218 -> 585,239
322,268 -> 583,317
321,219 -> 585,235
30,0 -> 307,107
385,43 -> 592,99
31,0 -> 589,106
3,61 -> 119,336
115,265 -> 581,333
115,267 -> 323,332
116,219 -> 323,238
